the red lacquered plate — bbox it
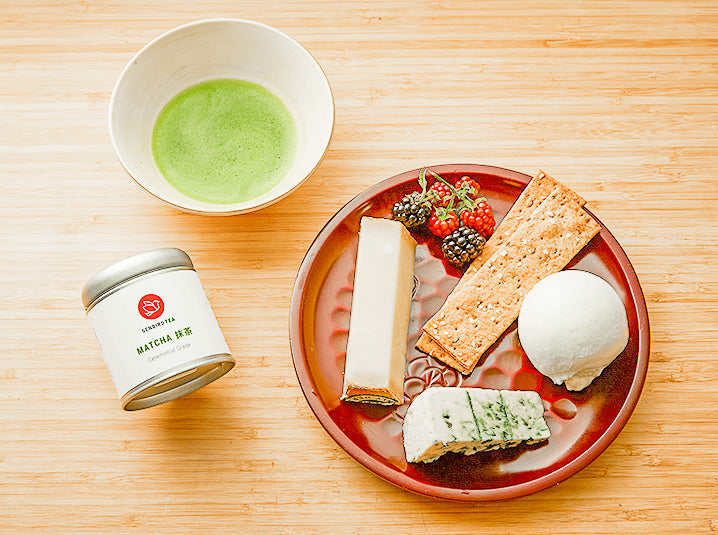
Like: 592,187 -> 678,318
289,164 -> 650,501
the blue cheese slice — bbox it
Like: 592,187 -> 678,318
466,388 -> 514,450
500,389 -> 551,444
403,387 -> 550,463
402,387 -> 483,463
341,217 -> 417,405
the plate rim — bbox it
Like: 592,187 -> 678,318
289,164 -> 650,501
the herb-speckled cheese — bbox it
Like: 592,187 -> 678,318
403,387 -> 550,463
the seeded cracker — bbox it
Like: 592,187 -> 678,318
421,188 -> 601,374
416,171 -> 586,363
463,171 -> 586,281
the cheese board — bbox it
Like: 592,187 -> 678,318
289,164 -> 650,501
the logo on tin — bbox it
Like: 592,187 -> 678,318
138,294 -> 164,320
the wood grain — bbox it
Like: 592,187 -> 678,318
1,1 -> 717,533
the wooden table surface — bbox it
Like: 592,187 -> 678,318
2,1 -> 717,533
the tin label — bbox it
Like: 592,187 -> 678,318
138,294 -> 164,319
88,270 -> 230,397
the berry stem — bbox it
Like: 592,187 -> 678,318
427,169 -> 486,211
418,167 -> 428,194
427,170 -> 455,192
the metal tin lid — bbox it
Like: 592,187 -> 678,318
82,248 -> 194,310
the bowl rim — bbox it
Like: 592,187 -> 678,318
108,18 -> 335,216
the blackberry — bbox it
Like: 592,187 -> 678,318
441,226 -> 486,267
392,191 -> 432,228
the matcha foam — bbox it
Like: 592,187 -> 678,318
152,78 -> 298,204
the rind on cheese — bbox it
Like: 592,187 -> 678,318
341,217 -> 417,405
403,387 -> 550,463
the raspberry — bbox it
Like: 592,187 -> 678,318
427,181 -> 452,207
427,208 -> 460,238
455,176 -> 481,200
442,226 -> 486,267
460,199 -> 495,237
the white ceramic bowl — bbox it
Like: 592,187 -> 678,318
109,19 -> 334,215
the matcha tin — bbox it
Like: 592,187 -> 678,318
82,248 -> 234,410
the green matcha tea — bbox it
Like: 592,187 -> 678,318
152,79 -> 297,204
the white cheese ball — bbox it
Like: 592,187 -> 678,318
518,270 -> 629,391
